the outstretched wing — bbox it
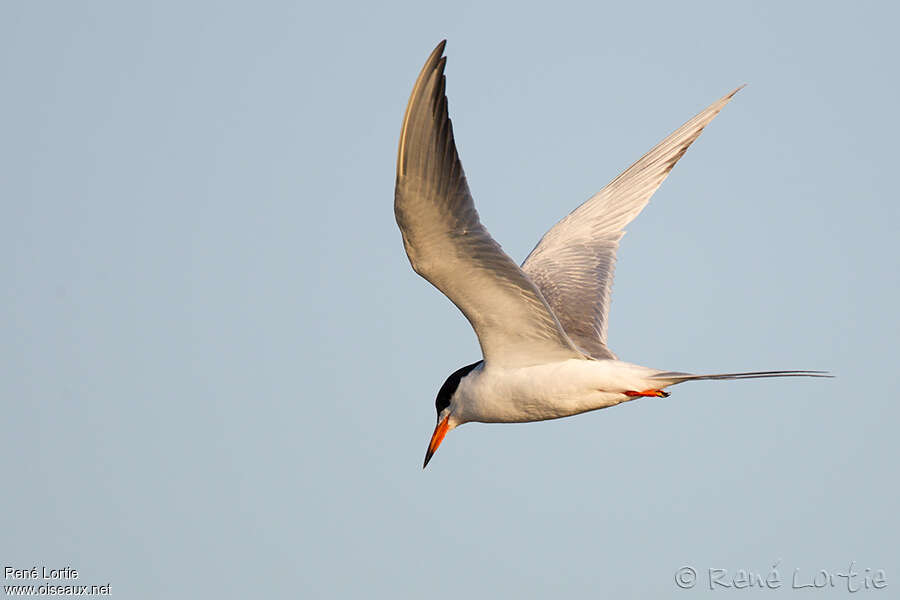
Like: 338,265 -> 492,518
395,41 -> 583,368
522,87 -> 743,359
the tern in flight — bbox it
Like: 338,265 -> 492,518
395,42 -> 828,468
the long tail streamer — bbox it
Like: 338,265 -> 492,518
653,370 -> 832,385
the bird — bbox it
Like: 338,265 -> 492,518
394,41 -> 829,468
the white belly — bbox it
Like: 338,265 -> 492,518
454,359 -> 663,424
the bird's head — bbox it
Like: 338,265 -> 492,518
423,360 -> 481,468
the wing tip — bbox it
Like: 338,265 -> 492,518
397,41 -> 450,177
426,40 -> 448,66
723,84 -> 747,103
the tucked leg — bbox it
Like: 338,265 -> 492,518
624,389 -> 670,398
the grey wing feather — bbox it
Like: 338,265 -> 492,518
395,42 -> 583,367
522,87 -> 743,359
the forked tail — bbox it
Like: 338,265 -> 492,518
652,370 -> 832,386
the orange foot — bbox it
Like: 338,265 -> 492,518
625,389 -> 670,398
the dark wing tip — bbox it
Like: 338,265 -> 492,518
727,84 -> 747,99
397,42 -> 451,177
424,40 -> 448,75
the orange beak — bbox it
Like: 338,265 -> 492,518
423,414 -> 450,469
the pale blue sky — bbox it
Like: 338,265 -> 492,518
2,1 -> 898,598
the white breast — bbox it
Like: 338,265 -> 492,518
454,359 -> 663,424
